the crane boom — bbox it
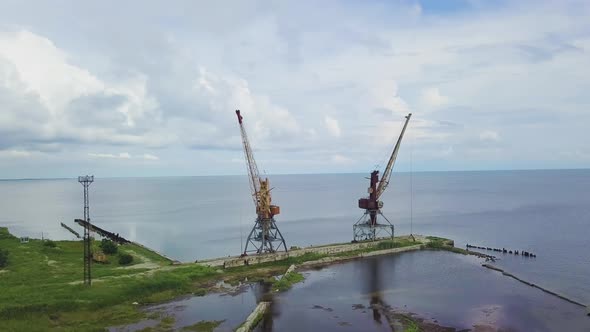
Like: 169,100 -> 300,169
236,110 -> 261,208
376,113 -> 412,199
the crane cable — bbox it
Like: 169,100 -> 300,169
410,127 -> 414,238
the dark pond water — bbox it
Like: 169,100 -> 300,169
269,251 -> 590,332
112,251 -> 589,332
110,283 -> 260,332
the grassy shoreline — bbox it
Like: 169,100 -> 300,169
0,227 -> 450,331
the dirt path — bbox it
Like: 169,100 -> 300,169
67,250 -> 175,285
117,249 -> 161,270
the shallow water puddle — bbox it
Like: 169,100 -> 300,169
110,283 -> 259,332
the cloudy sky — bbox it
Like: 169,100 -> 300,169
0,0 -> 589,178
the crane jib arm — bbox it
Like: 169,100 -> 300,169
376,113 -> 412,199
235,110 -> 260,208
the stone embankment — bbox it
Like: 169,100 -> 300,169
235,301 -> 270,332
199,235 -> 427,268
297,244 -> 423,269
282,264 -> 296,276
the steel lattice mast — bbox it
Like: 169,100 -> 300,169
78,175 -> 94,285
354,113 -> 411,241
235,110 -> 287,255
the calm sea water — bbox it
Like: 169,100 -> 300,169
1,169 -> 589,305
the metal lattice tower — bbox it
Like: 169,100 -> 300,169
244,215 -> 288,255
79,175 -> 94,286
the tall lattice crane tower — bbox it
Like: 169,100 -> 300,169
354,113 -> 411,241
78,175 -> 94,285
235,110 -> 287,255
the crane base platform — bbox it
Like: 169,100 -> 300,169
243,217 -> 287,255
353,211 -> 394,242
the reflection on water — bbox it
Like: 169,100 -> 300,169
272,251 -> 590,332
111,283 -> 259,332
254,281 -> 277,332
367,258 -> 383,325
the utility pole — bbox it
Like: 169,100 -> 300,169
79,175 -> 94,286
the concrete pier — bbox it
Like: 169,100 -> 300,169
199,235 -> 426,268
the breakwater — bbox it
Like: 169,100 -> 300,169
199,235 -> 426,268
235,302 -> 270,332
467,244 -> 536,257
482,263 -> 586,308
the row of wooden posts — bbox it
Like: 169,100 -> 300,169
466,244 -> 536,257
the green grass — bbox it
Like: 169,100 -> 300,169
248,310 -> 265,332
333,238 -> 419,258
0,227 -> 218,330
396,313 -> 421,332
122,243 -> 173,265
180,320 -> 224,331
0,227 -> 447,331
405,320 -> 420,332
272,272 -> 305,292
424,237 -> 475,256
375,238 -> 417,250
425,236 -> 447,241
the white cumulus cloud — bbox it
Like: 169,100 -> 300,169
420,87 -> 449,109
479,130 -> 500,142
371,80 -> 410,115
88,152 -> 159,161
88,152 -> 131,159
0,150 -> 35,158
331,154 -> 353,164
142,154 -> 159,161
0,0 -> 589,176
324,115 -> 341,137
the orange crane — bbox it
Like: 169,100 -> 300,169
235,110 -> 287,255
355,113 -> 412,241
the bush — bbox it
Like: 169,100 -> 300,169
43,240 -> 57,248
100,239 -> 118,255
0,249 -> 8,268
0,227 -> 16,240
118,253 -> 133,265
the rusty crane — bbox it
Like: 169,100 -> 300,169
235,110 -> 287,255
354,113 -> 412,241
